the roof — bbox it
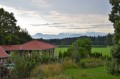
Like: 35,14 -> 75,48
21,40 -> 56,50
0,40 -> 56,51
1,45 -> 21,51
0,46 -> 9,58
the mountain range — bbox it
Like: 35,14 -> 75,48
32,32 -> 107,39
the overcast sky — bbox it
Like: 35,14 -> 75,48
0,0 -> 113,35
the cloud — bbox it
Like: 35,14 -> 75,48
91,23 -> 112,28
0,3 -> 113,35
29,10 -> 113,34
30,0 -> 50,8
30,22 -> 67,26
30,23 -> 50,26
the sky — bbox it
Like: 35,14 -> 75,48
0,0 -> 113,35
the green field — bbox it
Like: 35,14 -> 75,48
55,47 -> 114,79
55,47 -> 68,56
55,46 -> 111,56
64,67 -> 120,79
92,47 -> 111,56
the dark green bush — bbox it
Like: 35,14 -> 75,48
59,51 -> 63,59
90,52 -> 102,58
106,59 -> 120,76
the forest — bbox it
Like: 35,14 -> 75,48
39,33 -> 113,46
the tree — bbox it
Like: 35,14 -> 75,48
105,33 -> 113,46
67,37 -> 92,62
106,0 -> 120,75
59,51 -> 62,59
0,8 -> 32,45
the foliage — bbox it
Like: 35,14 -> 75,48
11,52 -> 59,79
105,33 -> 113,46
0,66 -> 10,79
62,58 -> 78,69
30,59 -> 77,79
78,58 -> 104,68
59,51 -> 63,59
90,52 -> 102,58
11,54 -> 36,79
92,46 -> 111,56
55,46 -> 111,57
0,8 -> 32,45
106,59 -> 120,76
31,63 -> 63,79
65,37 -> 92,61
40,35 -> 108,46
106,0 -> 120,75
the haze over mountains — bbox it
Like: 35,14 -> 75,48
32,32 -> 107,39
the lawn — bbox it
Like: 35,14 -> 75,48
55,47 -> 68,56
55,46 -> 117,79
55,46 -> 111,56
64,66 -> 120,79
92,46 -> 111,56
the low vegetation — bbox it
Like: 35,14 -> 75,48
1,0 -> 120,78
55,46 -> 111,56
7,38 -> 113,79
30,63 -> 63,79
78,58 -> 104,68
30,59 -> 76,79
64,67 -> 120,79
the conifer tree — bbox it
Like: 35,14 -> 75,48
106,0 -> 120,75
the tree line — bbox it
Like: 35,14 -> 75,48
38,33 -> 113,46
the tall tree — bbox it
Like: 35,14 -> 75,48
67,37 -> 92,62
106,0 -> 120,75
105,33 -> 113,46
0,8 -> 32,44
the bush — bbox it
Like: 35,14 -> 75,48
79,58 -> 104,68
90,52 -> 102,58
11,55 -> 36,79
105,59 -> 120,76
59,51 -> 63,59
62,58 -> 78,69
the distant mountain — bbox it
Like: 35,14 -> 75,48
32,32 -> 107,39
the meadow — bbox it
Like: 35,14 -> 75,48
55,46 -> 118,79
55,46 -> 111,56
63,67 -> 120,79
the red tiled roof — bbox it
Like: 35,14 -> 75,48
21,40 -> 56,50
0,46 -> 9,58
1,45 -> 21,51
0,40 -> 56,51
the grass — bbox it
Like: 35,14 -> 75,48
55,46 -> 111,56
92,46 -> 111,56
63,66 -> 120,79
55,47 -> 68,56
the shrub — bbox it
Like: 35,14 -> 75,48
79,58 -> 104,68
90,52 -> 102,58
105,59 -> 120,76
62,58 -> 78,69
11,55 -> 36,79
64,37 -> 92,61
59,51 -> 63,59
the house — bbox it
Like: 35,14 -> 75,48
0,40 -> 57,60
0,46 -> 9,63
0,46 -> 9,59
